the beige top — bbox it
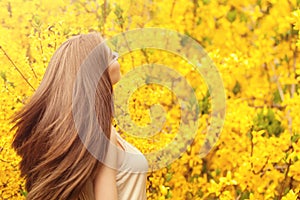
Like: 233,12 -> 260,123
114,130 -> 148,200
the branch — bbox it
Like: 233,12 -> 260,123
269,62 -> 293,135
241,96 -> 286,110
278,160 -> 292,199
290,46 -> 297,98
267,63 -> 284,102
170,0 -> 176,18
252,156 -> 270,176
247,103 -> 286,110
0,46 -> 35,91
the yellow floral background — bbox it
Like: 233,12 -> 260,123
0,0 -> 300,199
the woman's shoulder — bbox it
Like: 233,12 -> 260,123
110,126 -> 148,173
111,126 -> 127,151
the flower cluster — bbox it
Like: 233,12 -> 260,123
0,0 -> 299,199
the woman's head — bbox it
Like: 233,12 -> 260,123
11,32 -> 117,200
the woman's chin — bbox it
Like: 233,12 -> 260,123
112,74 -> 122,85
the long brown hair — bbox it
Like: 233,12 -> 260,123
11,32 -> 114,199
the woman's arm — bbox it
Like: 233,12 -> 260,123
94,130 -> 118,200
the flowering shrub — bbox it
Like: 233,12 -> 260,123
0,0 -> 299,199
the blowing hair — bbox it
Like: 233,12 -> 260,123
11,32 -> 114,200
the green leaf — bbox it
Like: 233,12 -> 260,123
202,0 -> 210,5
252,108 -> 284,137
165,172 -> 173,182
291,134 -> 300,143
0,71 -> 7,82
232,81 -> 241,95
227,8 -> 237,23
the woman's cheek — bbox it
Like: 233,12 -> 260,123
109,62 -> 121,84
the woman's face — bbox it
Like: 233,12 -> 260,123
108,52 -> 121,85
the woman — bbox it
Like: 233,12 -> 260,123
11,32 -> 148,200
